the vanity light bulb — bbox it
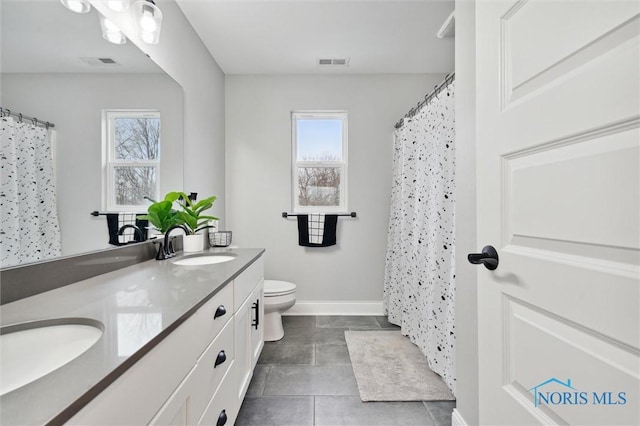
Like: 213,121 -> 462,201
100,16 -> 126,45
134,0 -> 162,45
105,32 -> 126,44
140,9 -> 157,32
68,1 -> 84,12
60,0 -> 91,13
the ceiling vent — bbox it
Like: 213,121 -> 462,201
80,57 -> 120,66
317,58 -> 350,67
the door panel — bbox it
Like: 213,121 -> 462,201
506,127 -> 639,252
476,1 -> 639,424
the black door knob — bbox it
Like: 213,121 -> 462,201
467,245 -> 499,270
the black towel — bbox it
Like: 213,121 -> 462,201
106,214 -> 149,246
297,214 -> 338,247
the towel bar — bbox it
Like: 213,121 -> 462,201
91,211 -> 145,216
282,212 -> 357,218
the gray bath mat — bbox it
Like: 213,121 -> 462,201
345,330 -> 455,402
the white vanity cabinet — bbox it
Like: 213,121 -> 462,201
230,256 -> 264,409
66,255 -> 264,426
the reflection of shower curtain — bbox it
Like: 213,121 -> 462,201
1,117 -> 61,267
383,82 -> 456,393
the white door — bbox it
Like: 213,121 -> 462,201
475,1 -> 639,425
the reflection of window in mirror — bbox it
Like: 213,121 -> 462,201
103,110 -> 161,212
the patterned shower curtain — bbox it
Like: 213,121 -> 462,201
383,81 -> 456,394
1,116 -> 62,267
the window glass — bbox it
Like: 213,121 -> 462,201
292,111 -> 347,213
296,119 -> 343,161
114,117 -> 160,160
297,167 -> 341,207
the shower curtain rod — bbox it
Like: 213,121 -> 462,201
394,72 -> 455,129
0,107 -> 55,129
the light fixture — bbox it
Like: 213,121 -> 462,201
60,0 -> 91,14
133,0 -> 163,45
99,15 -> 127,45
106,0 -> 130,13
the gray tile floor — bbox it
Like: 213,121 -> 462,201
236,316 -> 455,426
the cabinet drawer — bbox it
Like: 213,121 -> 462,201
197,362 -> 238,426
193,283 -> 233,357
234,256 -> 264,311
190,318 -> 234,421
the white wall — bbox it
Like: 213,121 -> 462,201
1,73 -> 183,256
454,0 -> 480,424
225,74 -> 444,311
92,0 -> 227,224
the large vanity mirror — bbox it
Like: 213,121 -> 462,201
0,0 -> 184,268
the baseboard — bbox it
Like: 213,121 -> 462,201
451,409 -> 468,426
285,301 -> 384,316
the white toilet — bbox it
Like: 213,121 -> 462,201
263,280 -> 296,341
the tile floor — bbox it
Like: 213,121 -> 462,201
235,316 -> 456,426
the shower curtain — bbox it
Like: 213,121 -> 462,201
383,81 -> 456,393
1,116 -> 62,267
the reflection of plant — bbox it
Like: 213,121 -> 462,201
139,191 -> 218,235
138,193 -> 179,234
173,192 -> 218,235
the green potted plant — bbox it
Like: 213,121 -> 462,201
173,191 -> 219,252
138,193 -> 180,235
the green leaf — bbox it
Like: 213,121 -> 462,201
164,192 -> 182,203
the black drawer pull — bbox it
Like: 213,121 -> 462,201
214,305 -> 227,319
217,409 -> 227,426
251,299 -> 260,330
214,350 -> 227,368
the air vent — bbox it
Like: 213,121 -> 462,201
80,57 -> 120,66
317,58 -> 350,67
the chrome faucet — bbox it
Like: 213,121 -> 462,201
158,224 -> 188,260
117,224 -> 144,243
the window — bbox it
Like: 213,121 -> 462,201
103,110 -> 161,212
292,111 -> 348,213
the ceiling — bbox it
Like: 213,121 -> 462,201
175,0 -> 455,75
1,0 -> 455,75
1,0 -> 161,74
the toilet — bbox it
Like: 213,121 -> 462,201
263,280 -> 296,341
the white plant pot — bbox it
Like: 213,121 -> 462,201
182,234 -> 204,253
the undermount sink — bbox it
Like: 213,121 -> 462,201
173,254 -> 237,266
0,318 -> 104,395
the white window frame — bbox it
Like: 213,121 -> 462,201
102,110 -> 161,212
291,111 -> 348,213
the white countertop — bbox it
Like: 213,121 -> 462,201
0,248 -> 264,425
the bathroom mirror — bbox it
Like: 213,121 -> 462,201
0,0 -> 184,266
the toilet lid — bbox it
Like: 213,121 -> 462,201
264,280 -> 296,296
